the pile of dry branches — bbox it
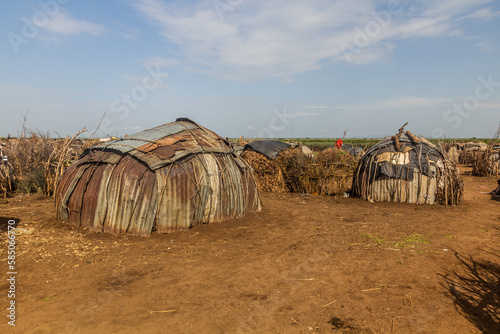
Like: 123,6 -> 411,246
435,160 -> 464,206
4,132 -> 55,194
471,125 -> 500,177
242,146 -> 358,196
458,142 -> 489,165
3,129 -> 87,196
458,151 -> 477,165
44,129 -> 87,195
315,148 -> 358,195
472,148 -> 500,177
277,147 -> 316,194
240,151 -> 288,192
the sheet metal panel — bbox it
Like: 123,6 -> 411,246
127,170 -> 158,236
92,163 -> 117,232
55,161 -> 82,220
57,164 -> 91,222
56,120 -> 262,236
155,163 -> 196,233
92,121 -> 198,152
368,173 -> 436,204
102,156 -> 145,235
67,164 -> 98,227
80,164 -> 107,229
86,121 -> 232,171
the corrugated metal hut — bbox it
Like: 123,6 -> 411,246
351,131 -> 463,205
55,119 -> 261,236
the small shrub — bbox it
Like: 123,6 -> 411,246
16,165 -> 46,194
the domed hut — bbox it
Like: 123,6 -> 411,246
55,119 -> 261,236
458,141 -> 488,164
351,130 -> 463,205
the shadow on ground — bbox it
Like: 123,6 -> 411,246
0,217 -> 20,232
440,249 -> 500,334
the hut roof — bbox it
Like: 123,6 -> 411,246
359,133 -> 445,181
243,140 -> 291,159
464,142 -> 488,151
364,133 -> 443,159
84,120 -> 232,170
56,119 -> 261,236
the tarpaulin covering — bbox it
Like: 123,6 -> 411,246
243,140 -> 291,159
340,143 -> 363,157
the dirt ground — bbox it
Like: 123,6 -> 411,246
0,165 -> 499,334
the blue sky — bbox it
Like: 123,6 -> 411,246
1,0 -> 500,139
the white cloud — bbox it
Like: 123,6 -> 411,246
35,10 -> 106,36
460,7 -> 499,20
246,125 -> 255,130
314,128 -> 331,133
475,41 -> 495,51
420,0 -> 494,17
298,105 -> 328,109
0,83 -> 69,96
0,83 -> 45,96
479,102 -> 500,109
116,126 -> 142,130
338,96 -> 450,112
132,0 -> 495,81
141,56 -> 179,68
121,28 -> 140,40
122,74 -> 144,85
291,111 -> 321,117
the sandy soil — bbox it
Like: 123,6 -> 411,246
0,165 -> 498,334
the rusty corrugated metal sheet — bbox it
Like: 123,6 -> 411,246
55,120 -> 261,236
93,121 -> 198,152
87,121 -> 232,170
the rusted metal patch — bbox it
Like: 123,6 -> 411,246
55,120 -> 261,236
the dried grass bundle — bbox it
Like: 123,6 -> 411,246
44,129 -> 87,195
277,147 -> 316,194
5,133 -> 55,194
0,162 -> 13,197
240,151 -> 288,193
81,138 -> 101,151
242,146 -> 358,196
315,148 -> 358,195
4,129 -> 86,196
